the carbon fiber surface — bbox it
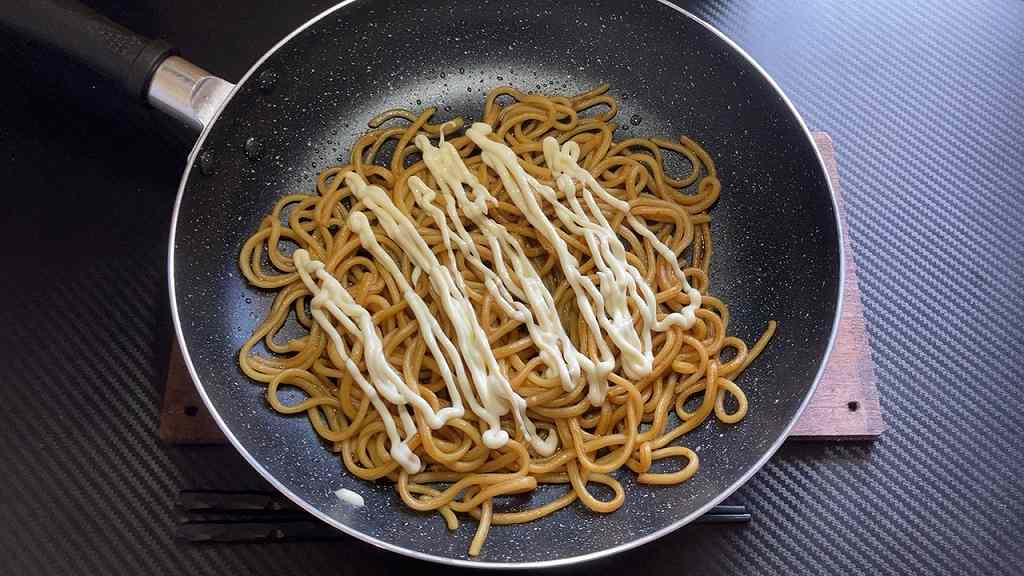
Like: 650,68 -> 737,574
1,0 -> 1022,574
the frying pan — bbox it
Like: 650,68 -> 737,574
4,0 -> 843,567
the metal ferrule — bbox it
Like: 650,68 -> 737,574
147,56 -> 234,132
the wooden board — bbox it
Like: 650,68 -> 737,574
788,133 -> 885,439
159,132 -> 885,444
159,338 -> 223,443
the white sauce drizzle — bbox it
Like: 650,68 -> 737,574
410,134 -> 583,395
293,248 -> 422,473
334,487 -> 365,507
541,136 -> 703,332
466,123 -> 702,404
289,123 -> 702,465
345,172 -> 556,457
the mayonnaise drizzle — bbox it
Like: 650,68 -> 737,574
293,248 -> 422,473
289,123 -> 702,466
541,136 -> 703,332
410,134 -> 583,395
345,172 -> 557,457
466,123 -> 702,404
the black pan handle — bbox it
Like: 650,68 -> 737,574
1,0 -> 175,100
1,0 -> 234,132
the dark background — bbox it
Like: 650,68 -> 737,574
1,1 -> 1023,574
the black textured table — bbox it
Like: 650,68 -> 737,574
2,1 -> 1022,574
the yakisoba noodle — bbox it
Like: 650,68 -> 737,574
238,84 -> 775,556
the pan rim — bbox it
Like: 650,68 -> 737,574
168,0 -> 846,568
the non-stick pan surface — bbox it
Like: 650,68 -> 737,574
170,0 -> 842,567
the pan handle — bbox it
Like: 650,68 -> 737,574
1,0 -> 234,132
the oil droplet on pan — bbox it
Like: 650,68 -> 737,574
257,69 -> 278,94
244,137 -> 263,161
198,150 -> 217,175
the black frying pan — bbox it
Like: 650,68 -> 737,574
4,0 -> 843,567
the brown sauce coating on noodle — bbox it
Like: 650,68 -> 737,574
238,84 -> 776,556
